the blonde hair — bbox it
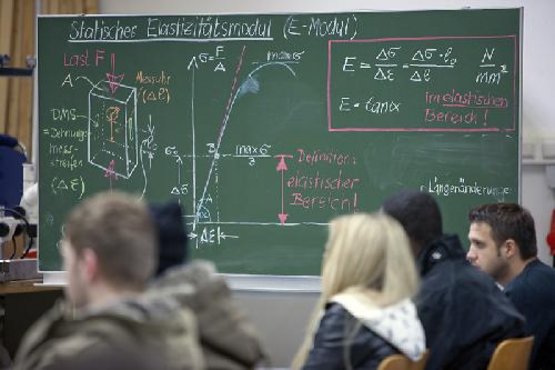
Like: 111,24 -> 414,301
292,212 -> 419,369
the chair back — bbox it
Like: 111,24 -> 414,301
377,351 -> 429,370
487,336 -> 534,370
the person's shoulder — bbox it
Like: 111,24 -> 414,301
154,260 -> 219,289
524,259 -> 555,279
318,302 -> 376,338
84,301 -> 203,369
149,260 -> 229,307
508,260 -> 555,291
14,301 -> 74,368
320,302 -> 350,325
303,303 -> 396,370
442,257 -> 499,285
40,337 -> 166,370
421,257 -> 492,288
318,302 -> 389,345
453,263 -> 509,301
16,328 -> 118,370
74,308 -> 147,343
506,260 -> 555,304
458,261 -> 499,285
419,259 -> 507,307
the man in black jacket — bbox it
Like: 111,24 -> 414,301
468,203 -> 555,370
382,190 -> 524,370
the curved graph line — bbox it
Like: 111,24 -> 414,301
195,61 -> 297,220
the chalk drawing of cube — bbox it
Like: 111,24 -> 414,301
88,81 -> 138,179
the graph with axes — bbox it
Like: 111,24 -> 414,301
38,11 -> 520,274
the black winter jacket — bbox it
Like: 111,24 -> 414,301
416,234 -> 525,370
302,303 -> 401,370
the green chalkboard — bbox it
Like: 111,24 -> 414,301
38,9 -> 521,275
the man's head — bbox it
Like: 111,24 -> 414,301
467,203 -> 537,285
381,190 -> 443,256
61,191 -> 157,308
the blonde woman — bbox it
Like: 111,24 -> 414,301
293,213 -> 425,370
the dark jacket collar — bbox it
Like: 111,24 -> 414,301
417,234 -> 466,276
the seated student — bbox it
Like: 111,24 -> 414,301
382,190 -> 524,370
148,201 -> 267,370
13,192 -> 204,370
468,203 -> 555,370
292,213 -> 426,370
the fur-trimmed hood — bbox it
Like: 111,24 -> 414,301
150,260 -> 267,369
331,295 -> 425,361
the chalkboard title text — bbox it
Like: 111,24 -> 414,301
68,17 -> 273,41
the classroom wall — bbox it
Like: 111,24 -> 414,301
93,0 -> 555,366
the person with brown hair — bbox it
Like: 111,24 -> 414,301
13,191 -> 204,370
382,190 -> 524,370
468,203 -> 555,370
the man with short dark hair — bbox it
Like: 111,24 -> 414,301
13,192 -> 204,370
468,203 -> 555,370
382,190 -> 524,370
